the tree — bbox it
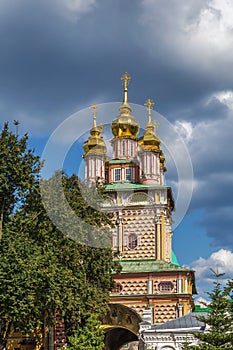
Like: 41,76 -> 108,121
0,122 -> 41,241
0,164 -> 120,349
183,270 -> 233,349
0,215 -> 48,350
65,314 -> 105,350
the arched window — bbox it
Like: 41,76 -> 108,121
128,233 -> 138,250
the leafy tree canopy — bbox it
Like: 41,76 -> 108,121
0,124 -> 120,349
0,122 -> 41,240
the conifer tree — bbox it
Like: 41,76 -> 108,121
183,270 -> 233,349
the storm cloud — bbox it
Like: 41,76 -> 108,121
0,0 -> 233,267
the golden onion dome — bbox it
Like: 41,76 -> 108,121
83,104 -> 107,157
138,98 -> 161,150
111,72 -> 139,139
160,150 -> 167,172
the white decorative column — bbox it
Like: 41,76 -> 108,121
155,215 -> 162,260
147,277 -> 153,294
116,212 -> 123,253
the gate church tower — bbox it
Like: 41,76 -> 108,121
83,73 -> 196,325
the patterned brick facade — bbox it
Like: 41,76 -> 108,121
83,74 -> 196,327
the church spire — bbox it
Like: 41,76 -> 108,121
121,71 -> 131,104
83,104 -> 106,156
111,72 -> 139,139
91,103 -> 98,128
138,97 -> 160,150
144,98 -> 155,126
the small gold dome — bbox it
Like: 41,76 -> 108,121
111,72 -> 139,139
160,151 -> 167,172
138,127 -> 161,150
83,104 -> 107,157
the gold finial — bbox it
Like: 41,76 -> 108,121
144,98 -> 155,124
153,119 -> 159,131
121,71 -> 131,103
91,103 -> 98,128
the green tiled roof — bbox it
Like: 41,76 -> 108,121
118,259 -> 192,273
105,182 -> 169,191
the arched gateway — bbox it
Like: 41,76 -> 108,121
102,304 -> 142,350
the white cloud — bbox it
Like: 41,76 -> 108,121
190,249 -> 233,298
140,0 -> 233,73
61,0 -> 96,16
174,121 -> 193,143
213,90 -> 233,110
195,296 -> 210,307
191,249 -> 233,280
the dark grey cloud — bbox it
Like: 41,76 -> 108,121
172,97 -> 233,249
0,0 -> 233,255
1,0 -> 233,135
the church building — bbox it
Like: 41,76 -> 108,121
82,72 -> 196,330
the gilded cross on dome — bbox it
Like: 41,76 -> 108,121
121,72 -> 131,103
144,98 -> 155,124
121,71 -> 131,89
91,103 -> 98,128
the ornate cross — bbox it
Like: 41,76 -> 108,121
144,98 -> 155,124
91,103 -> 98,127
121,71 -> 131,90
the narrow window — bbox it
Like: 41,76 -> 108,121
128,233 -> 138,249
122,140 -> 126,156
114,168 -> 121,181
115,143 -> 118,158
126,168 -> 132,181
130,141 -> 134,157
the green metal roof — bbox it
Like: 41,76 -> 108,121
105,182 -> 169,191
194,305 -> 212,313
172,251 -> 180,266
118,259 -> 193,274
108,159 -> 138,164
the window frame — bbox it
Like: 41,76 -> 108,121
114,168 -> 121,181
158,281 -> 174,293
125,167 -> 133,181
128,233 -> 138,250
122,140 -> 126,156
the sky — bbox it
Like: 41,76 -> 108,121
1,0 -> 233,300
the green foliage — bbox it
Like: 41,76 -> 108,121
0,122 -> 41,240
184,270 -> 233,349
0,126 -> 120,350
65,314 -> 105,350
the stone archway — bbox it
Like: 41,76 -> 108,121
102,304 -> 142,350
104,327 -> 138,350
